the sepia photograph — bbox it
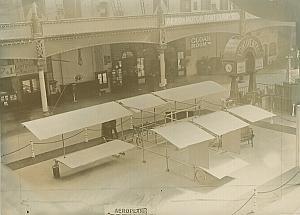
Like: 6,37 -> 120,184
1,0 -> 300,214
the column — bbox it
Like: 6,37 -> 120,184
158,45 -> 167,88
230,75 -> 238,101
286,53 -> 293,83
248,71 -> 257,93
32,2 -> 48,113
38,59 -> 49,113
239,10 -> 246,36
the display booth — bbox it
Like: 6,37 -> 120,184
151,121 -> 250,181
95,70 -> 110,95
222,35 -> 264,101
152,121 -> 215,178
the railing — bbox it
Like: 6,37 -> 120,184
0,10 -> 257,41
0,22 -> 33,40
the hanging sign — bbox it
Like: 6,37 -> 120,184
255,58 -> 264,70
237,61 -> 246,74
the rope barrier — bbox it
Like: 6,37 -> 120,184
278,116 -> 296,124
231,193 -> 255,215
1,144 -> 31,157
33,130 -> 85,145
258,170 -> 300,194
116,118 -> 131,126
87,128 -> 100,132
230,170 -> 300,214
200,99 -> 224,108
133,115 -> 155,120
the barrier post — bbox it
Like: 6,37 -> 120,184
62,134 -> 66,158
121,118 -> 124,140
292,104 -> 296,117
165,141 -> 169,172
253,189 -> 257,213
30,140 -> 35,158
141,110 -> 146,163
193,166 -> 196,182
173,101 -> 177,121
84,128 -> 88,143
154,108 -> 157,144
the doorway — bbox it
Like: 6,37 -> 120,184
20,75 -> 41,107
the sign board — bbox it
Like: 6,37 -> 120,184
165,12 -> 240,26
236,37 -> 264,59
190,34 -> 212,49
237,61 -> 246,74
104,205 -> 153,215
14,59 -> 38,76
0,65 -> 16,78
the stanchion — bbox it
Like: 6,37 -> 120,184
84,128 -> 88,143
30,140 -> 35,158
141,110 -> 146,163
292,104 -> 296,117
62,134 -> 66,158
121,118 -> 124,140
173,101 -> 177,122
253,188 -> 257,213
154,108 -> 157,144
165,141 -> 169,172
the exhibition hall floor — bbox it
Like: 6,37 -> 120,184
2,125 -> 300,215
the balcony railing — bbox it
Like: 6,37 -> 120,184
41,15 -> 158,37
0,11 -> 257,41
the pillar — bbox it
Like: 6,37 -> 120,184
296,105 -> 300,167
230,75 -> 238,101
286,54 -> 292,83
158,45 -> 167,88
38,59 -> 49,113
32,2 -> 48,113
248,71 -> 257,93
239,10 -> 246,36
